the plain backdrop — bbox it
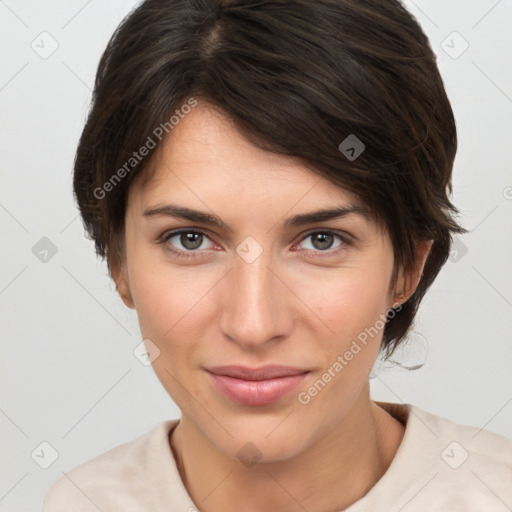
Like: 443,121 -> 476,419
1,1 -> 511,510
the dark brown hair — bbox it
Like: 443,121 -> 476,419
73,0 -> 466,356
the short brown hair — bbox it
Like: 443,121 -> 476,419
73,0 -> 466,356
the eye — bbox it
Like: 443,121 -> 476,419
158,229 -> 215,259
294,230 -> 352,258
157,228 -> 352,260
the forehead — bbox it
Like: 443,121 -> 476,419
129,101 -> 363,213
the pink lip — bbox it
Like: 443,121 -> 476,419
205,365 -> 310,406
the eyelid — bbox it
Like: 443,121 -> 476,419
297,228 -> 354,244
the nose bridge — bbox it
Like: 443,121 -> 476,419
219,244 -> 288,347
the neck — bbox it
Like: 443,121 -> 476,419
170,387 -> 405,512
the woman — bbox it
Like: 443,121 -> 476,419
44,0 -> 512,510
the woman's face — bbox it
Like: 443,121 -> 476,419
115,100 -> 410,462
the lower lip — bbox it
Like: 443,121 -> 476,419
207,371 -> 309,406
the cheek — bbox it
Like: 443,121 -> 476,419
294,270 -> 391,416
128,264 -> 210,400
131,271 -> 196,339
127,247 -> 219,350
299,264 -> 393,343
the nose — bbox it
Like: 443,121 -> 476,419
218,250 -> 293,350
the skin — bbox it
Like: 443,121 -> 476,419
113,100 -> 432,511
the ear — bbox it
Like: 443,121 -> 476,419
392,240 -> 433,307
110,258 -> 135,309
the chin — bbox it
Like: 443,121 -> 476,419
224,434 -> 308,467
206,412 -> 312,463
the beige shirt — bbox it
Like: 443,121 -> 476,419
43,402 -> 512,511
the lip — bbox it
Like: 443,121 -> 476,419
205,365 -> 310,406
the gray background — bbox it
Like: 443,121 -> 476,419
1,0 -> 511,510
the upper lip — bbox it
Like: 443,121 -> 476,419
205,365 -> 310,381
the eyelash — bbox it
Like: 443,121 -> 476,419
156,228 -> 352,260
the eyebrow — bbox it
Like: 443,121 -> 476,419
142,203 -> 372,230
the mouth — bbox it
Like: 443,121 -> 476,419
204,365 -> 310,406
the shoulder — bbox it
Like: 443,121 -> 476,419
384,403 -> 512,510
410,404 -> 512,469
416,405 -> 512,510
43,420 -> 178,512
